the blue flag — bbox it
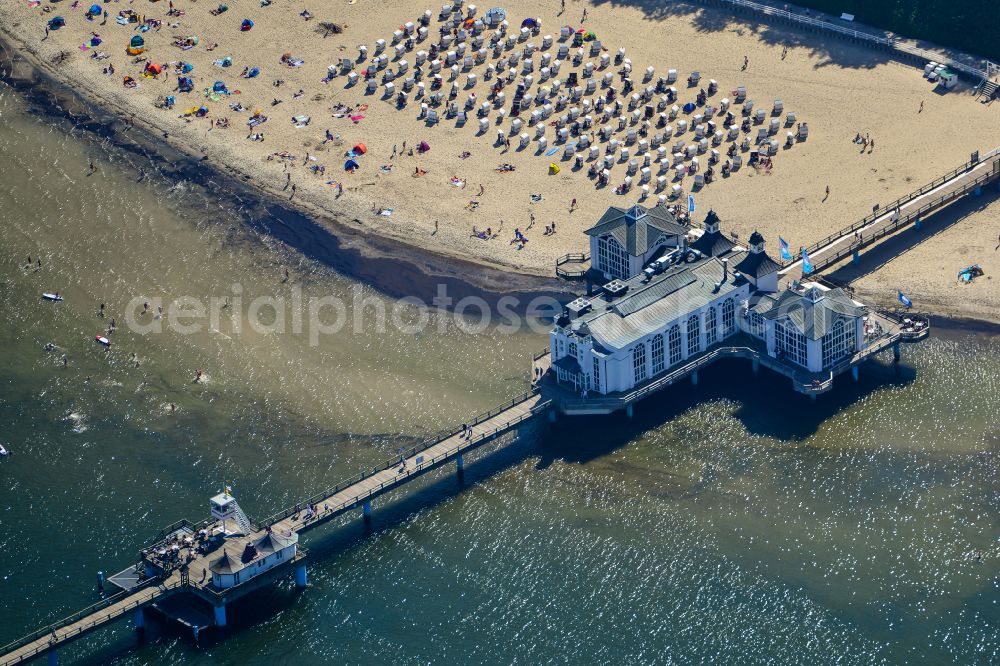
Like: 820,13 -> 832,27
687,194 -> 695,214
779,236 -> 792,261
801,248 -> 813,274
898,291 -> 913,308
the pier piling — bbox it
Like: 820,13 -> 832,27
295,563 -> 308,589
893,342 -> 901,363
456,454 -> 464,473
625,404 -> 634,418
47,651 -> 57,666
691,370 -> 699,386
133,608 -> 145,633
213,603 -> 227,628
362,500 -> 372,523
852,250 -> 860,265
851,366 -> 859,382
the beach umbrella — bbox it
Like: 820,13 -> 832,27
130,35 -> 145,48
683,102 -> 696,113
352,143 -> 367,154
146,62 -> 162,75
213,81 -> 227,92
418,140 -> 430,152
181,62 -> 194,73
47,16 -> 66,29
88,4 -> 102,16
521,18 -> 539,29
247,67 -> 260,78
344,159 -> 360,171
240,19 -> 254,31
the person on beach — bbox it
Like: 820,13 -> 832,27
742,55 -> 749,71
570,198 -> 577,212
919,100 -> 924,113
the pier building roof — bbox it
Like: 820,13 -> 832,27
584,203 -> 688,256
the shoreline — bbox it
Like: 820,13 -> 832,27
0,27 -> 574,312
2,21 -> 998,334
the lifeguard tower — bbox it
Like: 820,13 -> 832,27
210,490 -> 252,536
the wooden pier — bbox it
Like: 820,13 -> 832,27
0,391 -> 549,666
780,148 -> 1000,280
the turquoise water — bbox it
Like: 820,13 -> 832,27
0,80 -> 997,665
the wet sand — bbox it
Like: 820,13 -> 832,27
3,0 -> 999,320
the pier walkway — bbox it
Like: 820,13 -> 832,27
0,391 -> 549,666
780,148 -> 1000,279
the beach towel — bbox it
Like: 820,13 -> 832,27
380,208 -> 393,217
350,114 -> 364,123
545,147 -> 559,156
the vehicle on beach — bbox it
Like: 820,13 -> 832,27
41,293 -> 63,302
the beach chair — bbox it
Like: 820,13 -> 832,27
768,139 -> 779,155
713,131 -> 723,146
519,27 -> 530,41
537,136 -> 547,151
589,146 -> 599,160
772,99 -> 783,115
535,123 -> 545,138
727,126 -> 739,141
366,79 -> 378,93
519,133 -> 530,148
626,158 -> 637,174
798,122 -> 809,139
685,144 -> 697,158
558,44 -> 569,59
620,147 -> 630,163
542,34 -> 553,50
694,173 -> 705,188
511,118 -> 523,133
710,148 -> 720,164
676,119 -> 688,134
637,138 -> 649,154
562,144 -> 574,159
666,69 -> 677,84
694,124 -> 705,139
392,30 -> 404,45
690,157 -> 699,172
698,138 -> 708,153
559,26 -> 570,40
466,73 -> 477,88
732,155 -> 742,169
525,42 -> 537,56
478,117 -> 488,132
755,128 -> 767,144
558,127 -> 569,142
398,59 -> 409,74
439,5 -> 453,20
785,111 -> 796,126
419,102 -> 428,118
769,118 -> 779,135
735,86 -> 746,102
674,164 -> 685,180
578,135 -> 590,149
754,108 -> 765,124
418,26 -> 429,41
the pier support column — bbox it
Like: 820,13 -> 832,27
893,342 -> 901,363
143,563 -> 155,579
48,651 -> 58,666
134,608 -> 145,633
691,370 -> 699,386
362,500 -> 372,523
213,603 -> 227,628
751,358 -> 759,375
914,217 -> 921,230
456,454 -> 464,472
295,562 -> 308,589
810,393 -> 817,402
975,185 -> 982,196
852,250 -> 860,265
97,570 -> 105,594
851,366 -> 859,382
625,404 -> 634,418
548,408 -> 557,423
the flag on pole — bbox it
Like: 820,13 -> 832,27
801,247 -> 813,274
687,194 -> 695,214
898,291 -> 913,308
778,236 -> 792,261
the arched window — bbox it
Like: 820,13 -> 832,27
597,236 -> 630,280
687,315 -> 700,356
633,344 -> 647,383
705,307 -> 718,346
651,334 -> 665,374
668,325 -> 682,366
721,299 -> 735,336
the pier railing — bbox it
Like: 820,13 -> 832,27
0,579 -> 181,664
780,149 -> 1000,270
253,388 -> 543,530
805,161 -> 1000,274
555,252 -> 590,279
701,0 -> 990,80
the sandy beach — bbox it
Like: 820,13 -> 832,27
2,0 -> 998,318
